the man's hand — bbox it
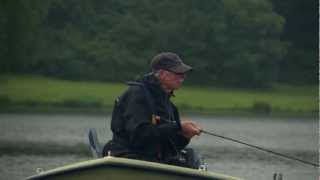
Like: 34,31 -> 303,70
180,119 -> 201,139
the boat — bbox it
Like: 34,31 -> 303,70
26,156 -> 242,180
26,129 -> 243,180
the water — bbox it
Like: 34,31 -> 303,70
0,113 -> 318,180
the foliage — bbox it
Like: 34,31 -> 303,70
270,0 -> 318,84
0,0 -> 317,88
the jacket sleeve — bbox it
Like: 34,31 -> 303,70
122,86 -> 181,149
169,104 -> 190,150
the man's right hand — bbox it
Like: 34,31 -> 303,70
180,119 -> 201,139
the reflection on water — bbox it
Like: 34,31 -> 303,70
0,113 -> 318,180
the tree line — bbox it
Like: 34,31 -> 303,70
0,0 -> 318,88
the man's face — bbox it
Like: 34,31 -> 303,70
158,69 -> 186,91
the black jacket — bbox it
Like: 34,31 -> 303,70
103,73 -> 190,162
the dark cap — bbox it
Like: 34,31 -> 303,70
150,52 -> 192,73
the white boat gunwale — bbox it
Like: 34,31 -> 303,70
26,156 -> 242,180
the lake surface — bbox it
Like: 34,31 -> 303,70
0,113 -> 318,180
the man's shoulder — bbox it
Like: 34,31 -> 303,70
126,82 -> 145,93
122,82 -> 146,99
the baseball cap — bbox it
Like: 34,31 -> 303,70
150,52 -> 192,73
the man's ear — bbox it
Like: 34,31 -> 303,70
157,69 -> 165,78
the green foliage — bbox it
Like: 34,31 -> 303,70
0,0 -> 316,88
0,0 -> 50,73
215,0 -> 286,88
271,0 -> 318,84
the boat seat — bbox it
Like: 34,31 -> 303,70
88,128 -> 103,158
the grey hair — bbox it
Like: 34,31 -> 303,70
153,70 -> 160,78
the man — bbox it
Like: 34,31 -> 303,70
103,52 -> 201,168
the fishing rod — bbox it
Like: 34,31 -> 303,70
200,129 -> 319,168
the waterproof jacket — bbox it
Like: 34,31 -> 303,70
103,73 -> 190,162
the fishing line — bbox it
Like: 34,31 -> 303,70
201,129 -> 319,167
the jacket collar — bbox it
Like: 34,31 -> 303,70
139,73 -> 174,98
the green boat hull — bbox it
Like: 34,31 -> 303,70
26,156 -> 242,180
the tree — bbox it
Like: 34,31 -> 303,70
0,0 -> 49,73
271,0 -> 318,85
2,0 -> 292,88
